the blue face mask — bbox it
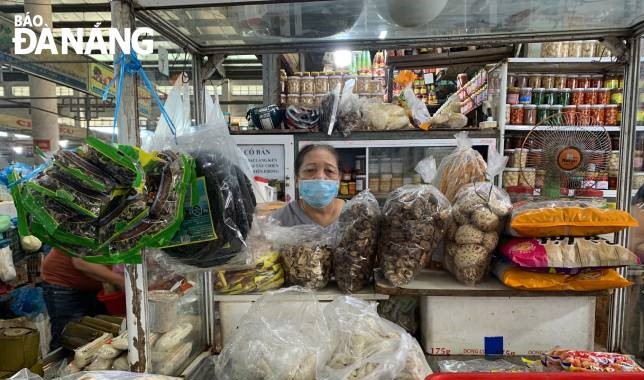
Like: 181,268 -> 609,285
299,179 -> 339,208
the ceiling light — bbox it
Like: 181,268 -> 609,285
333,50 -> 352,68
379,30 -> 388,39
12,146 -> 23,154
0,132 -> 8,137
13,133 -> 30,139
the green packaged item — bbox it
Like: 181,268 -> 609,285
0,215 -> 11,233
54,150 -> 117,193
77,137 -> 143,188
531,88 -> 545,105
30,174 -> 110,219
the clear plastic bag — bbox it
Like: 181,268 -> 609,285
268,224 -> 334,289
435,132 -> 487,203
321,83 -> 342,135
0,245 -> 16,282
402,86 -> 430,129
377,296 -> 419,335
444,180 -> 512,286
56,371 -> 181,380
10,286 -> 46,319
215,287 -> 331,380
318,296 -> 431,380
379,157 -> 451,287
143,77 -> 192,152
8,369 -> 43,380
361,102 -> 410,131
438,358 -> 527,373
336,79 -> 363,137
334,190 -> 380,293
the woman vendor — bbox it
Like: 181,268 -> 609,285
271,144 -> 344,228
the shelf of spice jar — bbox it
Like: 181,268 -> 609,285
508,57 -> 617,64
504,125 -> 620,132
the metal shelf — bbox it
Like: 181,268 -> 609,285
508,57 -> 617,64
507,57 -> 622,72
505,125 -> 620,132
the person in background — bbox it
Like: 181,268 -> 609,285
271,144 -> 344,228
41,248 -> 125,351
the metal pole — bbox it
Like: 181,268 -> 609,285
111,0 -> 149,372
262,54 -> 280,106
608,36 -> 640,352
192,54 -> 205,124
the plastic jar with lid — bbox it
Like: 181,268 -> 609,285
507,73 -> 517,88
287,76 -> 301,94
555,74 -> 567,89
581,40 -> 598,57
604,74 -> 619,89
544,88 -> 556,105
561,105 -> 576,125
315,94 -> 325,107
300,94 -> 315,108
516,74 -> 529,88
558,88 -> 571,106
314,75 -> 329,94
503,169 -> 519,187
379,174 -> 392,193
584,88 -> 598,105
356,175 -> 367,192
595,88 -> 610,105
370,79 -> 383,94
532,88 -> 545,105
566,75 -> 579,89
519,168 -> 536,187
605,104 -> 619,126
578,75 -> 591,89
590,105 -> 606,125
578,104 -> 592,125
576,189 -> 605,208
549,104 -> 564,123
507,87 -> 520,105
542,74 -> 556,89
537,105 -> 550,124
505,186 -> 534,203
301,76 -> 314,94
356,74 -> 371,93
328,75 -> 343,92
523,104 -> 537,125
528,74 -> 542,88
287,93 -> 300,107
611,88 -> 623,105
591,74 -> 604,89
568,41 -> 583,57
541,42 -> 564,57
519,87 -> 532,104
510,104 -> 525,125
571,88 -> 585,106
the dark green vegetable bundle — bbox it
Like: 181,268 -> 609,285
10,137 -> 195,264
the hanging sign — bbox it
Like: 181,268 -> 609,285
239,144 -> 285,181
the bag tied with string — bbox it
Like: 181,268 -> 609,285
434,131 -> 487,203
443,148 -> 513,285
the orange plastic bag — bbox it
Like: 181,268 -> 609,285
509,200 -> 638,238
493,261 -> 632,291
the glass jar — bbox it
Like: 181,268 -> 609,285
558,88 -> 571,106
512,149 -> 528,169
528,74 -> 542,89
379,174 -> 392,193
563,105 -> 577,125
301,76 -> 314,94
569,41 -> 583,57
314,75 -> 329,94
584,88 -> 598,105
578,104 -> 592,126
300,93 -> 315,108
287,93 -> 300,107
560,41 -> 571,57
370,79 -> 383,94
572,88 -> 585,106
519,87 -> 532,104
555,74 -> 567,89
503,170 -> 519,187
523,104 -> 537,125
582,40 -> 598,57
368,177 -> 380,193
566,75 -> 579,89
605,104 -> 619,126
591,74 -> 604,89
356,175 -> 367,192
549,104 -> 564,124
578,75 -> 591,89
507,72 -> 517,88
541,42 -> 564,57
287,76 -> 301,94
542,74 -> 556,89
328,75 -> 343,92
537,104 -> 550,124
510,104 -> 525,125
544,89 -> 556,105
369,157 -> 380,175
315,94 -> 325,107
516,74 -> 529,88
505,186 -> 534,203
356,74 -> 370,93
611,88 -> 623,105
532,88 -> 545,105
590,105 -> 605,125
595,88 -> 609,105
604,74 -> 619,89
507,87 -> 520,105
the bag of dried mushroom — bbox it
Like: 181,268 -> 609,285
443,149 -> 512,285
434,131 -> 487,203
379,157 -> 451,287
334,190 -> 381,293
268,224 -> 334,289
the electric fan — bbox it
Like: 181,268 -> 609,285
518,111 -> 612,199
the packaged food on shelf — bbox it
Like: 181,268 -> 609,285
578,104 -> 592,125
584,88 -> 598,105
499,236 -> 640,273
516,73 -> 529,88
493,260 -> 632,291
554,74 -> 567,89
503,169 -> 519,187
563,105 -> 577,124
565,75 -> 579,89
571,88 -> 585,106
528,74 -> 541,88
537,104 -> 550,123
542,349 -> 644,372
148,290 -> 179,333
531,88 -> 545,105
543,89 -> 556,105
511,149 -> 528,169
611,88 -> 624,105
582,40 -> 598,57
301,75 -> 314,94
605,104 -> 619,126
287,76 -> 301,94
214,252 -> 284,295
541,42 -> 564,58
380,157 -> 450,287
287,93 -> 300,107
518,168 -> 536,187
507,200 -> 638,238
591,105 -> 606,125
568,41 -> 583,57
507,87 -> 520,105
510,104 -> 524,125
328,75 -> 342,92
558,88 -> 571,106
444,182 -> 512,285
548,105 -> 564,123
542,74 -> 556,89
505,186 -> 534,203
435,132 -> 488,202
518,87 -> 532,104
579,74 -> 591,89
597,88 -> 610,104
507,72 -> 517,87
300,94 -> 315,108
523,104 -> 537,125
591,74 -> 604,88
314,75 -> 329,94
605,74 -> 620,89
334,190 -> 380,293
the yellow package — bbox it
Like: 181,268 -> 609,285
493,261 -> 632,291
509,201 -> 638,238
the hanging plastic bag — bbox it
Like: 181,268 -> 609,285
8,369 -> 43,380
318,296 -> 431,380
435,131 -> 487,203
443,149 -> 512,285
10,286 -> 46,319
379,157 -> 451,287
336,79 -> 362,137
0,245 -> 16,282
215,287 -> 331,380
267,224 -> 334,289
395,70 -> 430,130
143,76 -> 192,152
321,83 -> 341,135
334,190 -> 380,293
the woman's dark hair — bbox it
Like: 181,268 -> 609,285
295,144 -> 340,175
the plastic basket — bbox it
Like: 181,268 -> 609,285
426,373 -> 644,379
97,290 -> 126,316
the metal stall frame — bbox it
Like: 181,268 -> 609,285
107,0 -> 644,369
